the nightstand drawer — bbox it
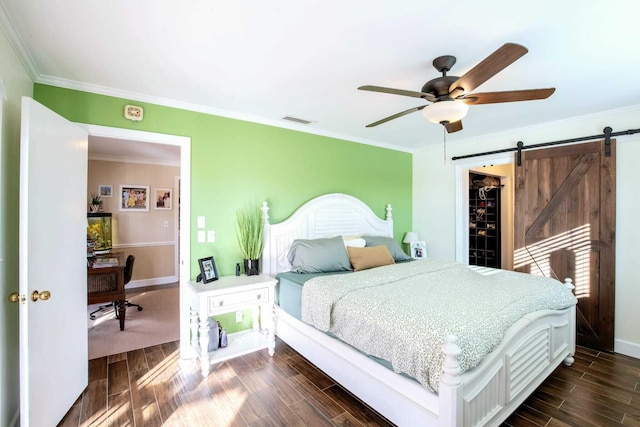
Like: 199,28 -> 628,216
208,287 -> 268,313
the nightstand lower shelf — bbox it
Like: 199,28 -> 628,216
192,329 -> 270,365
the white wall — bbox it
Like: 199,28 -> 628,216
0,26 -> 34,427
414,105 -> 640,357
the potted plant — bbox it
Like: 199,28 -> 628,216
236,206 -> 264,275
88,193 -> 103,213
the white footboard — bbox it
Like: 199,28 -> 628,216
275,303 -> 575,427
449,304 -> 576,427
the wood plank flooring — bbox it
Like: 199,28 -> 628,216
58,341 -> 640,426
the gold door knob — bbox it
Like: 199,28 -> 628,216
8,292 -> 25,303
31,290 -> 51,302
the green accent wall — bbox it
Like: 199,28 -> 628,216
34,84 -> 412,284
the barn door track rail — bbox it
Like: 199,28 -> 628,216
451,127 -> 640,165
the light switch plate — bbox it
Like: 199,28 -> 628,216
207,230 -> 216,242
197,230 -> 205,243
197,216 -> 205,229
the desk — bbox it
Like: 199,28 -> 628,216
188,274 -> 276,377
88,252 -> 126,331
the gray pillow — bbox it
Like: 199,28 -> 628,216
363,235 -> 412,262
287,236 -> 352,273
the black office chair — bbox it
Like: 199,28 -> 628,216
89,255 -> 142,319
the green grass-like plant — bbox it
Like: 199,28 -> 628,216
236,206 -> 264,260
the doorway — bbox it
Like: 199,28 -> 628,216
468,171 -> 502,268
455,155 -> 514,271
80,124 -> 192,359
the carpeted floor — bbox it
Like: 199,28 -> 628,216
87,285 -> 180,360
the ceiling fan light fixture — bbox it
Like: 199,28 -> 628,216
422,99 -> 469,124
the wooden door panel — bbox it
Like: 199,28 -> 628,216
514,140 -> 615,351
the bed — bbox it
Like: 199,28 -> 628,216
261,193 -> 577,427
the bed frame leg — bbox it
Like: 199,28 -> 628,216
439,335 -> 463,427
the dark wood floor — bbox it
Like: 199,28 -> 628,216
58,341 -> 640,427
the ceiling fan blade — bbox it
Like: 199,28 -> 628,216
449,43 -> 528,98
365,105 -> 426,127
359,85 -> 437,102
461,88 -> 555,105
444,120 -> 463,133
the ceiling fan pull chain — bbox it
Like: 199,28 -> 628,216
443,123 -> 447,164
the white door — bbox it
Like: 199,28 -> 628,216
18,97 -> 88,426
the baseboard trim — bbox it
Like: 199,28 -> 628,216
614,338 -> 640,359
126,276 -> 178,290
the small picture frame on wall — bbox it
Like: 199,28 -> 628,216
197,256 -> 219,283
98,185 -> 113,198
410,241 -> 427,259
154,188 -> 172,210
119,185 -> 150,211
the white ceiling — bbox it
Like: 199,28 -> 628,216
1,0 -> 639,153
88,135 -> 181,165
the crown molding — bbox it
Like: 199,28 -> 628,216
0,2 -> 39,81
37,74 -> 413,154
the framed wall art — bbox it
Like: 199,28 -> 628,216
98,185 -> 113,198
119,185 -> 150,211
154,188 -> 172,210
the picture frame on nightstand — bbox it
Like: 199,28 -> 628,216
197,256 -> 219,283
410,241 -> 427,259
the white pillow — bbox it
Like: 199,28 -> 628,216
277,244 -> 293,272
343,237 -> 366,248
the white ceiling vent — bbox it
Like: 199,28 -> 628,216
282,116 -> 313,125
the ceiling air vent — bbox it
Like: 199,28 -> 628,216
282,116 -> 313,125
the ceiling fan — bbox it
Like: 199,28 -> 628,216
358,43 -> 555,133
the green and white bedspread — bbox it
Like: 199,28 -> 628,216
301,259 -> 577,392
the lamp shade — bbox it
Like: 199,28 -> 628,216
422,100 -> 469,124
403,231 -> 419,243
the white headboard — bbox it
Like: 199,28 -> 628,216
261,193 -> 394,277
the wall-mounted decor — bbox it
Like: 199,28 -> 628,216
119,184 -> 150,211
197,256 -> 219,283
98,185 -> 113,198
154,188 -> 172,210
410,241 -> 427,259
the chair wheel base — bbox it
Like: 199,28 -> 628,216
137,307 -> 143,311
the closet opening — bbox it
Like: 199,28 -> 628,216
468,172 -> 502,268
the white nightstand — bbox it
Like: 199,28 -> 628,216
187,274 -> 277,377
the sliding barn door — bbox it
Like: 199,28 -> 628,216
514,140 -> 616,351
